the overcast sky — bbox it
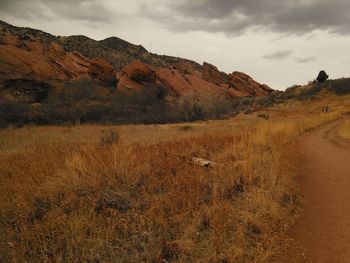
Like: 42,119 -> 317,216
1,0 -> 350,90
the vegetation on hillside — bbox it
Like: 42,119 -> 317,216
284,78 -> 350,100
1,76 -> 349,128
0,80 -> 252,128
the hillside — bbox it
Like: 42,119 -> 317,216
285,78 -> 350,98
0,20 -> 274,126
0,20 -> 200,71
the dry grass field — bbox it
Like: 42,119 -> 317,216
338,119 -> 350,140
1,94 -> 349,262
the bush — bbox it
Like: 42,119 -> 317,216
0,80 -> 260,127
257,113 -> 270,120
328,78 -> 350,95
295,84 -> 321,100
178,125 -> 193,131
0,99 -> 33,127
99,131 -> 120,146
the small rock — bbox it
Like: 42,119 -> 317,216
192,157 -> 215,168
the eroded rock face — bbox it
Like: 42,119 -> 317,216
115,60 -> 228,99
0,33 -> 117,101
200,63 -> 272,97
202,62 -> 228,86
88,58 -> 116,85
172,61 -> 198,75
116,61 -> 158,91
47,42 -> 91,79
115,60 -> 273,100
228,72 -> 272,97
156,67 -> 226,98
124,60 -> 157,84
0,20 -> 274,105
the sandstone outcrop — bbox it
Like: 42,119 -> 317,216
0,20 -> 274,104
116,61 -> 158,91
202,62 -> 228,86
157,66 -> 226,98
88,58 -> 116,85
228,72 -> 273,97
110,59 -> 272,100
0,32 -> 116,101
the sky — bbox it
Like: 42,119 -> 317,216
1,0 -> 350,90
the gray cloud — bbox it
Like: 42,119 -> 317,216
296,56 -> 317,63
141,0 -> 350,35
0,0 -> 114,23
2,0 -> 350,35
263,50 -> 293,60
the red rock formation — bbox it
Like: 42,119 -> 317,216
228,72 -> 272,97
114,60 -> 272,101
88,58 -> 116,84
47,42 -> 91,79
0,26 -> 273,104
123,60 -> 157,84
172,61 -> 198,75
116,61 -> 158,91
202,62 -> 228,86
157,67 -> 226,98
115,60 -> 228,100
0,33 -> 117,96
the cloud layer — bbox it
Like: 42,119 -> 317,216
296,56 -> 317,64
263,50 -> 293,60
0,0 -> 114,23
142,0 -> 350,35
2,0 -> 350,35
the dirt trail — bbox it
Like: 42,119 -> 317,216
291,117 -> 350,263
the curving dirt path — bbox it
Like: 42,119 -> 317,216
291,117 -> 350,263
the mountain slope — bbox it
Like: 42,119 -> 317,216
0,20 -> 200,71
0,20 -> 273,126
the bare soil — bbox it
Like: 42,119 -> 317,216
291,117 -> 350,262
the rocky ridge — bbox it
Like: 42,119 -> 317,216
0,20 -> 273,104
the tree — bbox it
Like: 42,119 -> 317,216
317,70 -> 329,83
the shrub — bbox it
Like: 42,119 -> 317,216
96,188 -> 131,213
328,78 -> 350,95
257,113 -> 270,120
99,130 -> 120,146
0,80 -> 260,126
296,84 -> 321,100
178,125 -> 193,131
0,99 -> 32,127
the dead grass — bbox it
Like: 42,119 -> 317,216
1,94 -> 350,262
338,120 -> 350,140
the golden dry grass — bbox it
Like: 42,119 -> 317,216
0,94 -> 349,262
338,120 -> 350,140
